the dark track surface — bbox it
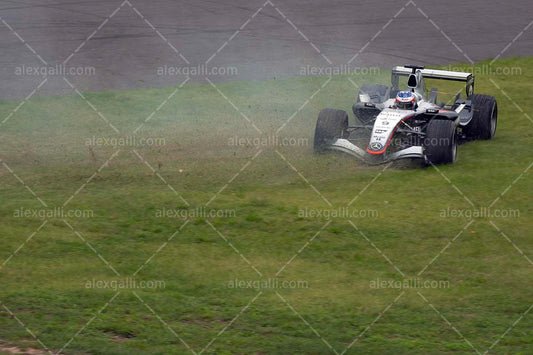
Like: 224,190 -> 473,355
0,0 -> 532,99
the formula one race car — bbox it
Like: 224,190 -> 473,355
314,65 -> 497,165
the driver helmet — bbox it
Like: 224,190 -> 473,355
395,91 -> 417,110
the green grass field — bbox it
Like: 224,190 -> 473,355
1,58 -> 532,354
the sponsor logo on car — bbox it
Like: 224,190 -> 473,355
369,142 -> 383,151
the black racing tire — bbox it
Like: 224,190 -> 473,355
424,119 -> 457,165
314,108 -> 348,153
464,94 -> 497,140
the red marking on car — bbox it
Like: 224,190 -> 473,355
367,115 -> 414,155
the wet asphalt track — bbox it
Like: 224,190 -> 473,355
0,0 -> 532,99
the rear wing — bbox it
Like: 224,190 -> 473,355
391,66 -> 474,96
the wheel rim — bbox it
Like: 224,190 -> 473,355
490,103 -> 497,136
451,135 -> 457,162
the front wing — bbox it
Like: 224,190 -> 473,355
329,138 -> 424,164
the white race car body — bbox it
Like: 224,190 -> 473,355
330,99 -> 462,162
318,65 -> 478,164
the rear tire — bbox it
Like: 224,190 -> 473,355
464,94 -> 497,140
314,109 -> 348,153
424,119 -> 457,165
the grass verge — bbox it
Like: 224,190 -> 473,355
0,57 -> 532,354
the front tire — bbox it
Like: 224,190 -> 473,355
464,94 -> 497,140
424,119 -> 457,165
314,109 -> 349,152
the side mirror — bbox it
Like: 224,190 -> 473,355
466,77 -> 474,97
